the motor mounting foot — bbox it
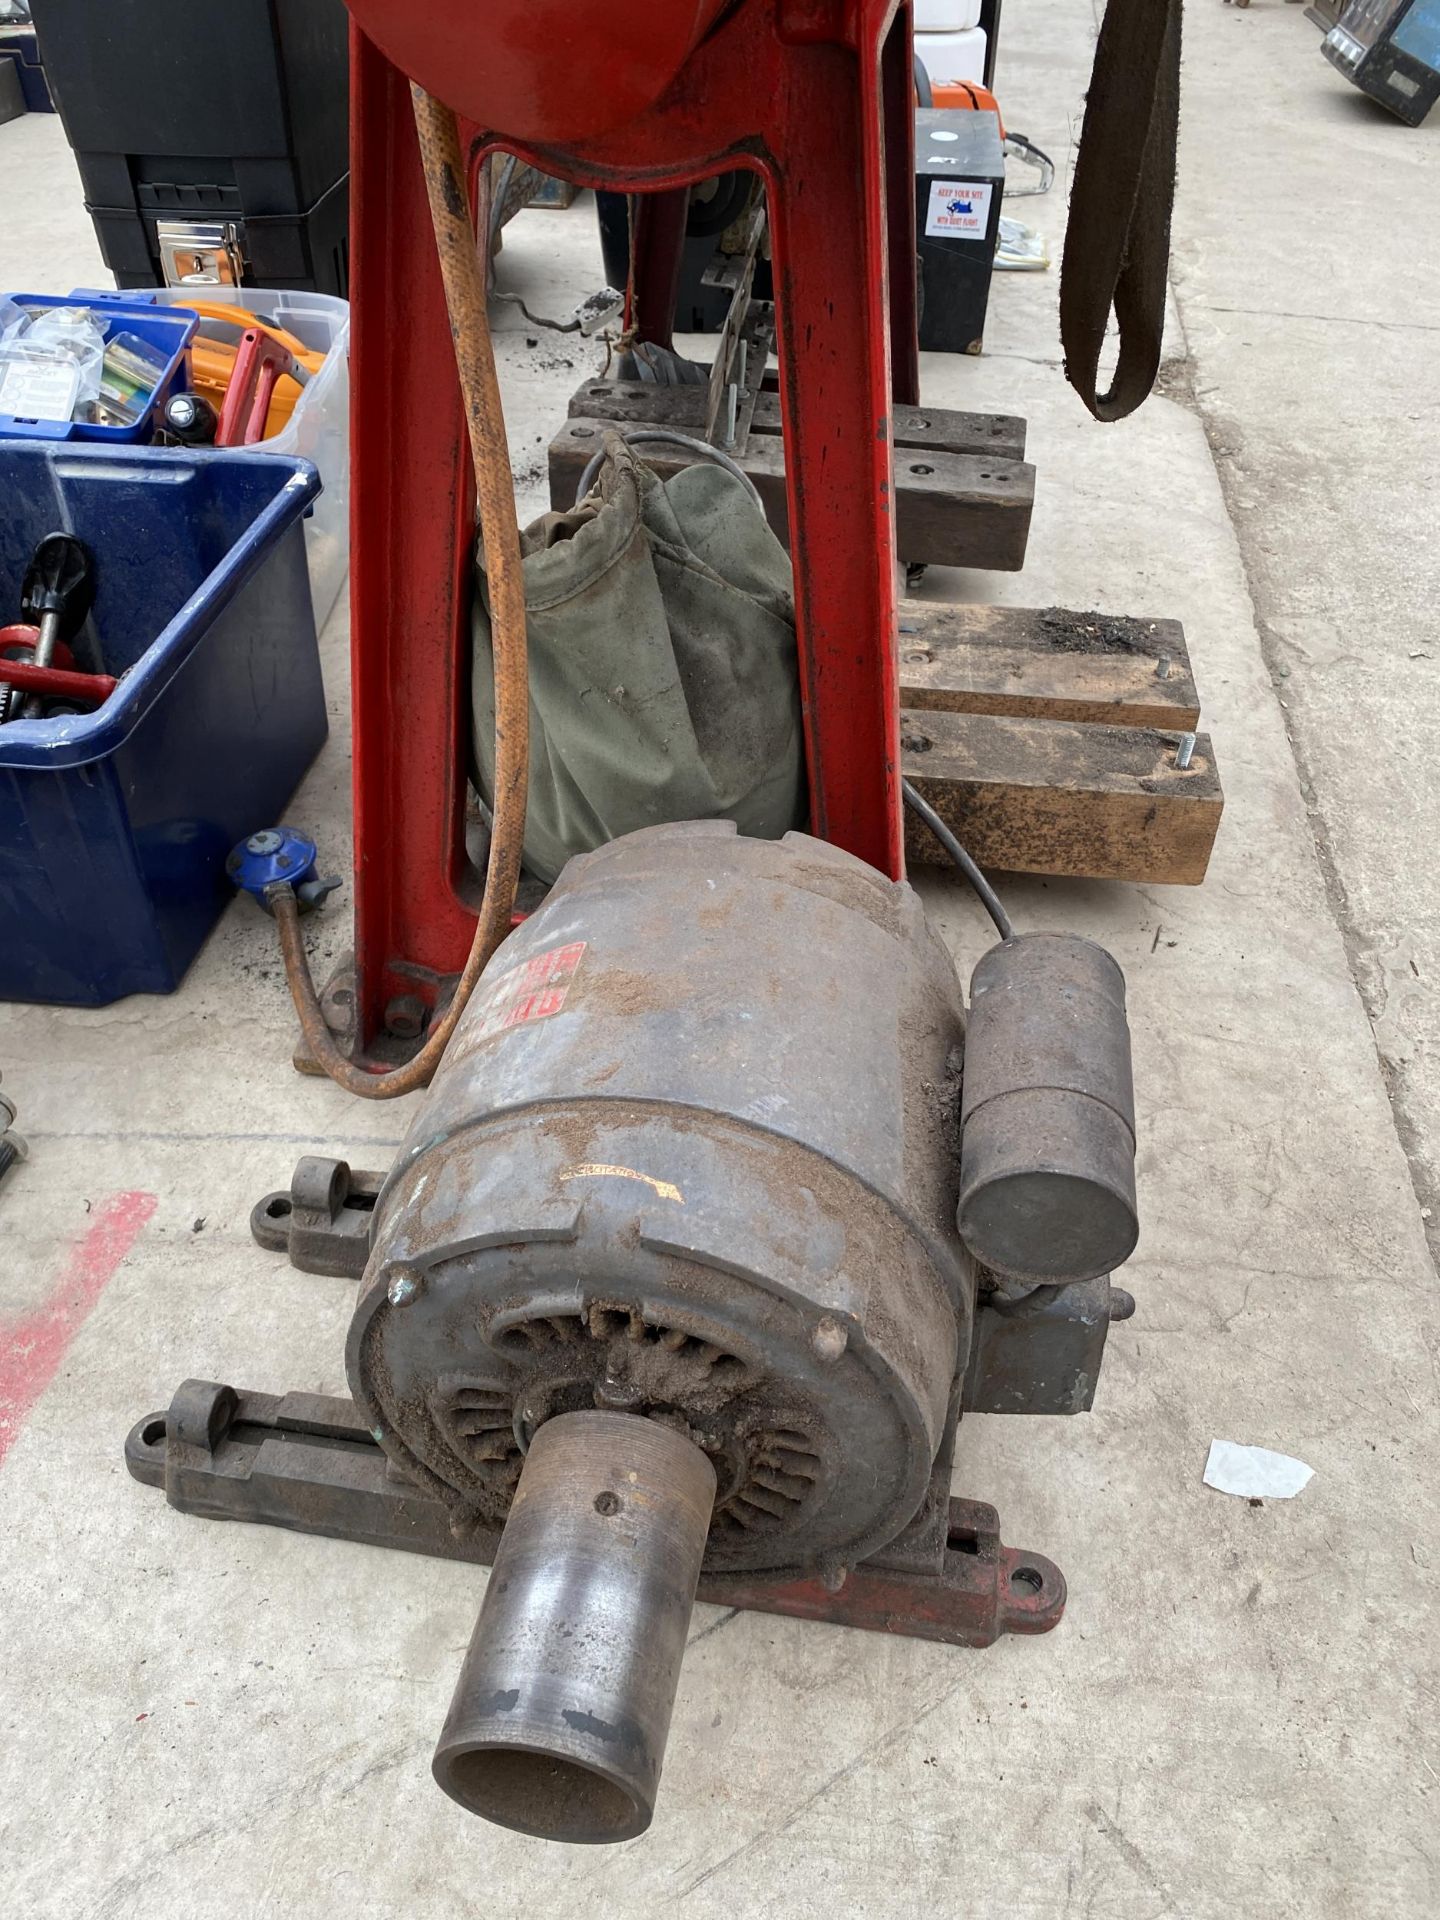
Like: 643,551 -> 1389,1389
126,1380 -> 1066,1650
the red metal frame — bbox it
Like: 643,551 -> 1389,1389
347,1 -> 914,1055
0,657 -> 117,706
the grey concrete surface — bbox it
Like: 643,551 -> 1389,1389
1170,2 -> 1440,1266
0,8 -> 1437,1918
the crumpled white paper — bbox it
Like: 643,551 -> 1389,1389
1203,1439 -> 1314,1500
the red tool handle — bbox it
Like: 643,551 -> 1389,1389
2,626 -> 79,673
216,328 -> 297,447
0,657 -> 118,705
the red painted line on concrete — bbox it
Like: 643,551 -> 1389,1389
0,1190 -> 158,1467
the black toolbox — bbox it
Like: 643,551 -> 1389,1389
914,107 -> 1005,356
29,0 -> 350,294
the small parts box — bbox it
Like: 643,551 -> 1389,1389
74,285 -> 351,627
0,444 -> 326,1005
0,293 -> 197,442
915,107 -> 1005,356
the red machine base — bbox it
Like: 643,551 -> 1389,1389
126,1380 -> 1066,1650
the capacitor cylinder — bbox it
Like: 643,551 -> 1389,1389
432,1410 -> 717,1842
957,933 -> 1138,1284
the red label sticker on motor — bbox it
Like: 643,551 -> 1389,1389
466,940 -> 586,1043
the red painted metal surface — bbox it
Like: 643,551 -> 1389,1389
346,0 -> 911,1058
629,187 -> 692,351
0,657 -> 117,705
345,0 -> 732,144
703,1500 -> 1066,1646
883,15 -> 922,407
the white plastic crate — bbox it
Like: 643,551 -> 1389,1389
915,0 -> 983,31
147,286 -> 350,627
915,26 -> 988,85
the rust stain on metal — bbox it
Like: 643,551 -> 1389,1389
561,1163 -> 684,1203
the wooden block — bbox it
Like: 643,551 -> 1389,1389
550,417 -> 1034,571
568,378 -> 1026,461
896,601 -> 1201,731
901,708 -> 1224,885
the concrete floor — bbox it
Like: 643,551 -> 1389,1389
1,6 -> 1437,1916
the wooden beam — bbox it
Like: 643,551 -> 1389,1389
550,416 -> 1035,571
896,601 -> 1200,731
901,708 -> 1223,885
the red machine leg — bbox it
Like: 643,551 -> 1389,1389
629,188 -> 691,350
766,33 -> 903,873
348,24 -> 476,1048
883,2 -> 921,407
346,1 -> 910,1060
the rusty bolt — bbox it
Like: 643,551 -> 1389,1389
387,1269 -> 422,1309
384,994 -> 428,1041
594,1377 -> 645,1411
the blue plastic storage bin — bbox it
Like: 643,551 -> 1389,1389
0,443 -> 326,1005
0,292 -> 197,442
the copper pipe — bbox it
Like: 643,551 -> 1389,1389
274,87 -> 530,1099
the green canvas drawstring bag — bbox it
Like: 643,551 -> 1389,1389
472,431 -> 805,883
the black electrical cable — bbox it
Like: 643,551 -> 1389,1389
901,779 -> 1013,942
913,52 -> 934,108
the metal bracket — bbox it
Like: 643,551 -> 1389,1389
250,1156 -> 384,1278
703,205 -> 767,448
156,218 -> 247,289
126,1380 -> 1065,1649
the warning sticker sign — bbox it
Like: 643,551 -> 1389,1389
465,940 -> 586,1043
924,179 -> 993,241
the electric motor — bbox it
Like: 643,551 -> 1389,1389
346,820 -> 1139,1839
352,822 -> 972,1580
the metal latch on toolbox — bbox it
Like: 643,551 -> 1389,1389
156,219 -> 247,289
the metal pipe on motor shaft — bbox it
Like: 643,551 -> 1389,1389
433,1411 -> 717,1842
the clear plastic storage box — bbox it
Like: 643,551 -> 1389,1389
76,285 -> 350,626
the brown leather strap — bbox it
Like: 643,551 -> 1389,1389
1060,0 -> 1183,422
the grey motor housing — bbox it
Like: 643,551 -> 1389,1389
351,822 -> 972,1581
957,932 -> 1139,1285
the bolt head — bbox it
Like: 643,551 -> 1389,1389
384,993 -> 428,1041
387,1271 -> 421,1309
811,1316 -> 848,1364
247,829 -> 284,856
594,1377 -> 645,1411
